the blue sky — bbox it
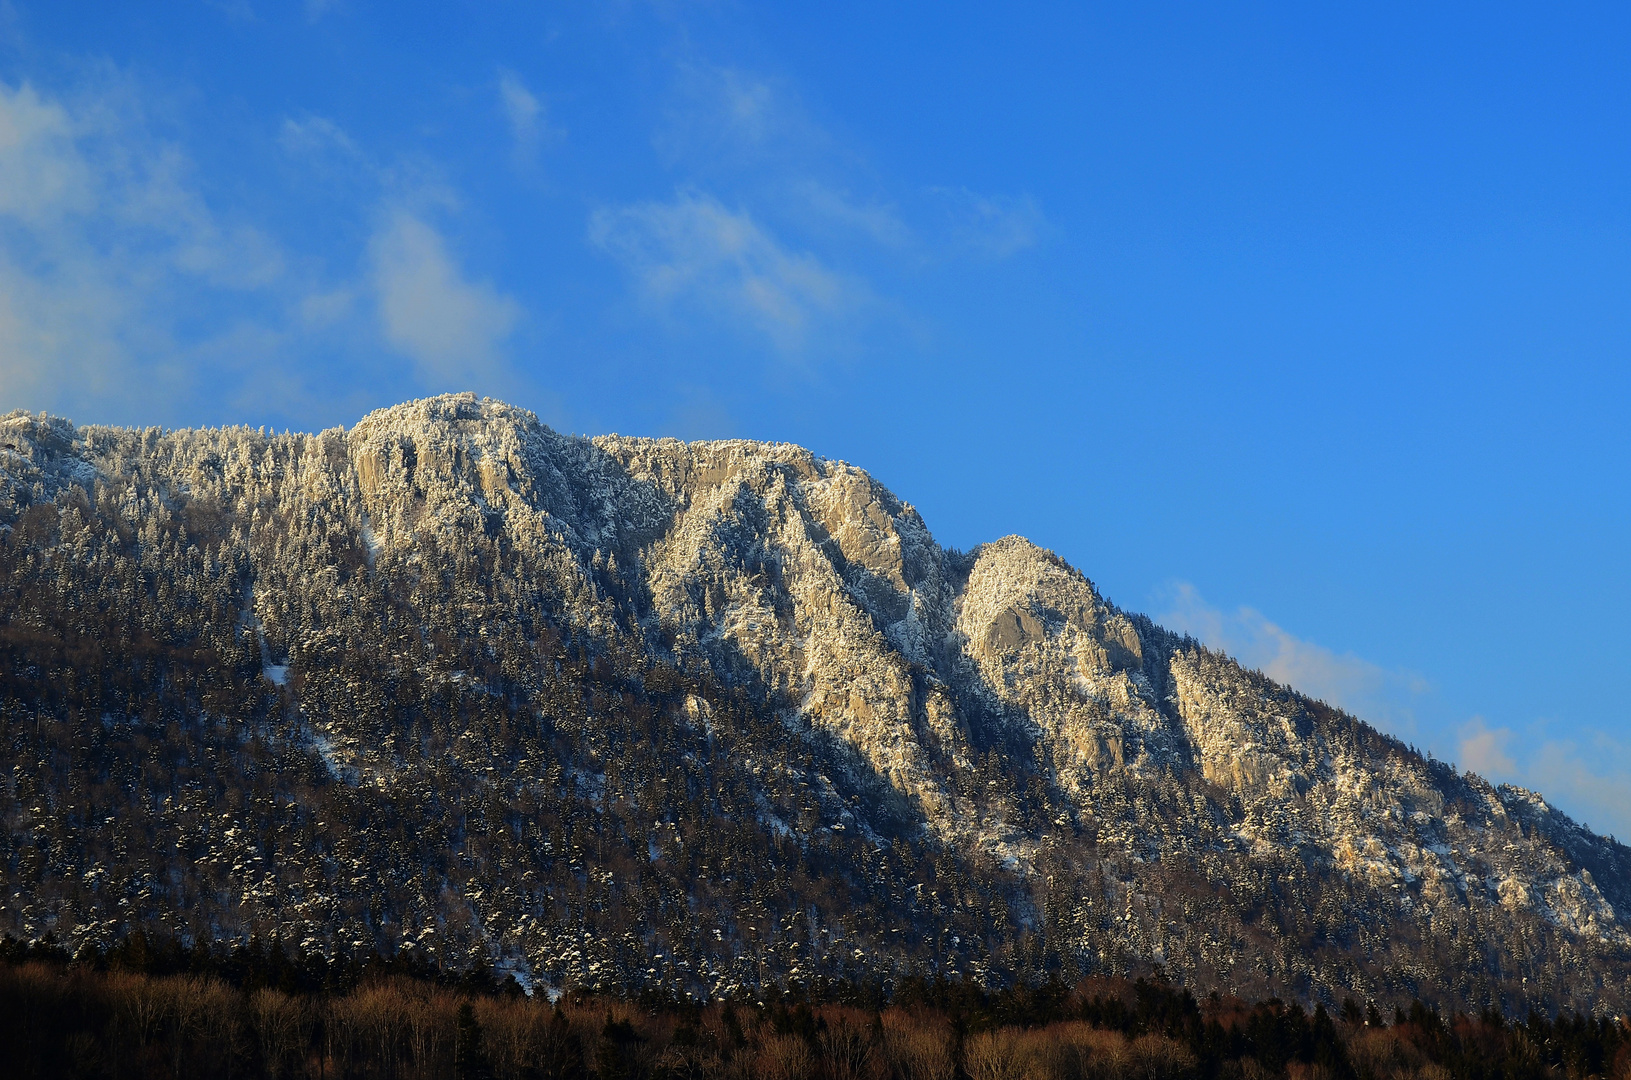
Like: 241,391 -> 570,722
2,2 -> 1629,835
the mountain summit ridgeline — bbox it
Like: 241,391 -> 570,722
1,394 -> 1626,1012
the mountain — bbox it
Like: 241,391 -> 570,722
0,393 -> 1626,1013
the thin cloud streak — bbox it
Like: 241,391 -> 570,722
370,211 -> 521,387
0,69 -> 532,425
278,115 -> 361,162
497,69 -> 555,165
792,181 -> 912,250
655,65 -> 807,170
1158,581 -> 1429,732
930,186 -> 1047,258
1457,720 -> 1631,841
0,77 -> 287,420
589,190 -> 871,354
1159,583 -> 1631,841
1457,717 -> 1516,777
656,61 -> 1036,263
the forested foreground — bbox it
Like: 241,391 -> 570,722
0,938 -> 1626,1080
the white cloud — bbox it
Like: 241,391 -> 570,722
1162,582 -> 1631,841
370,211 -> 521,385
279,115 -> 360,160
283,112 -> 531,395
0,82 -> 93,221
1527,734 -> 1631,839
657,66 -> 793,167
646,56 -> 1040,322
1158,581 -> 1429,731
589,190 -> 868,353
0,78 -> 290,419
205,0 -> 255,21
715,70 -> 773,131
1457,717 -> 1516,777
0,253 -> 133,409
793,181 -> 911,249
0,68 -> 529,426
1456,719 -> 1631,840
298,287 -> 356,329
497,70 -> 547,161
277,115 -> 373,196
130,146 -> 283,289
709,68 -> 779,148
930,187 -> 1046,258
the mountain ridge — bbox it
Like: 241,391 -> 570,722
0,393 -> 1626,1012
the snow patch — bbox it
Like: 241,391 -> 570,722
360,515 -> 383,566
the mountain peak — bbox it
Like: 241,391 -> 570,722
0,398 -> 1626,1012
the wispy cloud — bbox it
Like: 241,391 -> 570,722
792,181 -> 911,249
1457,717 -> 1516,776
0,81 -> 92,220
0,64 -> 532,426
497,69 -> 554,164
205,0 -> 255,22
281,113 -> 530,395
657,63 -> 1023,260
279,114 -> 361,162
589,190 -> 870,354
656,65 -> 806,170
1529,735 -> 1631,839
0,77 -> 289,419
1458,719 -> 1631,840
930,186 -> 1046,258
370,211 -> 520,386
1454,717 -> 1513,779
612,56 -> 1045,364
1158,582 -> 1429,732
710,68 -> 776,144
1160,582 -> 1631,841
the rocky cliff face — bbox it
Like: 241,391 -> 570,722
1,394 -> 1627,1011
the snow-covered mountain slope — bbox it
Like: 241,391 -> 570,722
1,394 -> 1626,1012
